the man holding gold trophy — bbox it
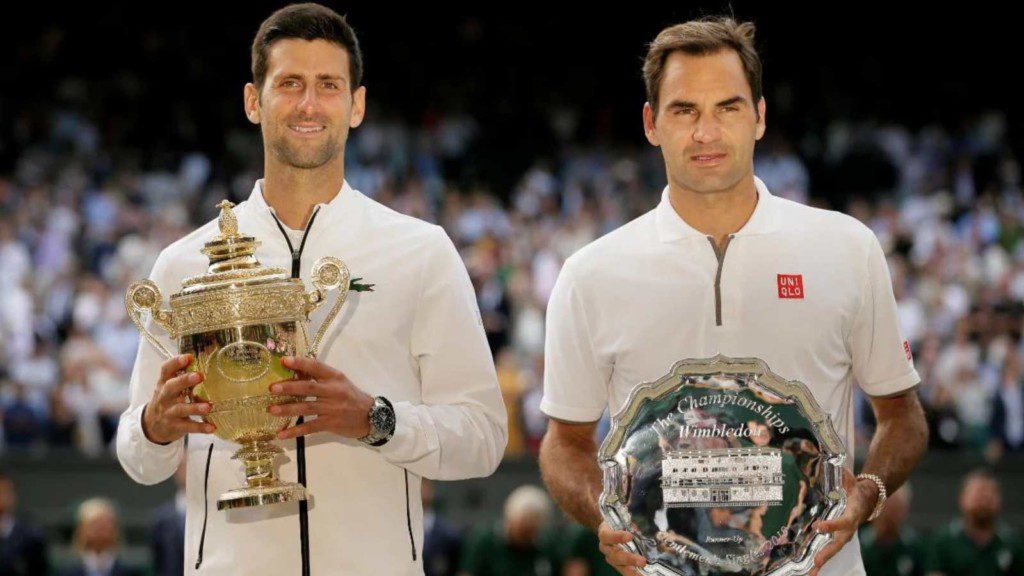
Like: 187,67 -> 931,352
539,16 -> 929,576
115,4 -> 507,575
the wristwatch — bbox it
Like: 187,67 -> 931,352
358,396 -> 396,447
856,473 -> 888,522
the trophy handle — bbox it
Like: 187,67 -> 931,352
125,280 -> 177,361
304,256 -> 351,358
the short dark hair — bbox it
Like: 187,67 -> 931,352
251,3 -> 364,94
642,16 -> 762,119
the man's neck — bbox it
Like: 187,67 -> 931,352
262,164 -> 346,230
668,174 -> 758,248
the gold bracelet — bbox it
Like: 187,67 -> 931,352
856,473 -> 888,522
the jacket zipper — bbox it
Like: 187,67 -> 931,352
405,470 -> 417,561
708,235 -> 734,326
271,206 -> 320,576
194,443 -> 214,569
275,205 -> 416,565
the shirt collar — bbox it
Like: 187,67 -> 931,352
246,177 -> 355,227
655,174 -> 779,243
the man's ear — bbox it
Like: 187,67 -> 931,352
244,83 -> 261,124
643,102 -> 660,147
755,96 -> 766,141
349,85 -> 367,129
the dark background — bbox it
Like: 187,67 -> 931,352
1,3 -> 1016,201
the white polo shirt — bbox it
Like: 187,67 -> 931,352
541,175 -> 919,576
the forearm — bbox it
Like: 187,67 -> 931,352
860,391 -> 929,493
539,429 -> 603,530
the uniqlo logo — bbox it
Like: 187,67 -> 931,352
904,340 -> 913,363
777,274 -> 804,299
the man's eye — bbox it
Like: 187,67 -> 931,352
721,106 -> 738,112
323,82 -> 338,89
283,80 -> 299,88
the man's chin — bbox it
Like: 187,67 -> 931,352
678,174 -> 738,195
271,144 -> 338,170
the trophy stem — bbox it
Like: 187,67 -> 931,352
216,439 -> 308,510
237,439 -> 281,487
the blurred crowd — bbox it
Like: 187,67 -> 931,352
1,105 -> 1023,466
2,465 -> 1019,576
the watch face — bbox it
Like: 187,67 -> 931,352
371,398 -> 396,438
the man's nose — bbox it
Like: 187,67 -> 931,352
692,113 -> 722,143
298,85 -> 320,114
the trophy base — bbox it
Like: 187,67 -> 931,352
217,482 -> 308,510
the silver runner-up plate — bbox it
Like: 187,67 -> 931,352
599,355 -> 847,576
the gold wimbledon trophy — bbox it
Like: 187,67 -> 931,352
125,200 -> 350,510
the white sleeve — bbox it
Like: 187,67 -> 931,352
848,230 -> 921,396
540,257 -> 611,422
115,252 -> 185,485
375,226 -> 508,480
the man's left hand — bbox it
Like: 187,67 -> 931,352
808,467 -> 878,576
267,356 -> 374,440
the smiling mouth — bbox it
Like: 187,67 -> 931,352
289,124 -> 326,134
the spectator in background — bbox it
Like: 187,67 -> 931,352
0,471 -> 49,576
860,484 -> 927,576
988,348 -> 1024,461
9,336 -> 59,417
150,458 -> 186,576
422,479 -> 462,576
459,485 -> 560,576
494,348 -> 527,457
925,469 -> 1023,576
61,497 -> 141,576
1,382 -> 46,451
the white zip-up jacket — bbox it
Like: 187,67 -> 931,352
116,178 -> 508,575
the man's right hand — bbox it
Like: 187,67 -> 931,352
598,521 -> 647,575
141,354 -> 215,445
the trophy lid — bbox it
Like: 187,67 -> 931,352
178,200 -> 291,295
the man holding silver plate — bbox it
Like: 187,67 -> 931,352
539,16 -> 928,576
115,4 -> 507,575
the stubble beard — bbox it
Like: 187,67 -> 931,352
269,126 -> 342,170
674,163 -> 742,196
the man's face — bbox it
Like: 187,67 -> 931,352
960,476 -> 1001,525
244,38 -> 366,170
81,512 -> 118,552
746,420 -> 771,447
505,513 -> 543,548
643,49 -> 765,195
